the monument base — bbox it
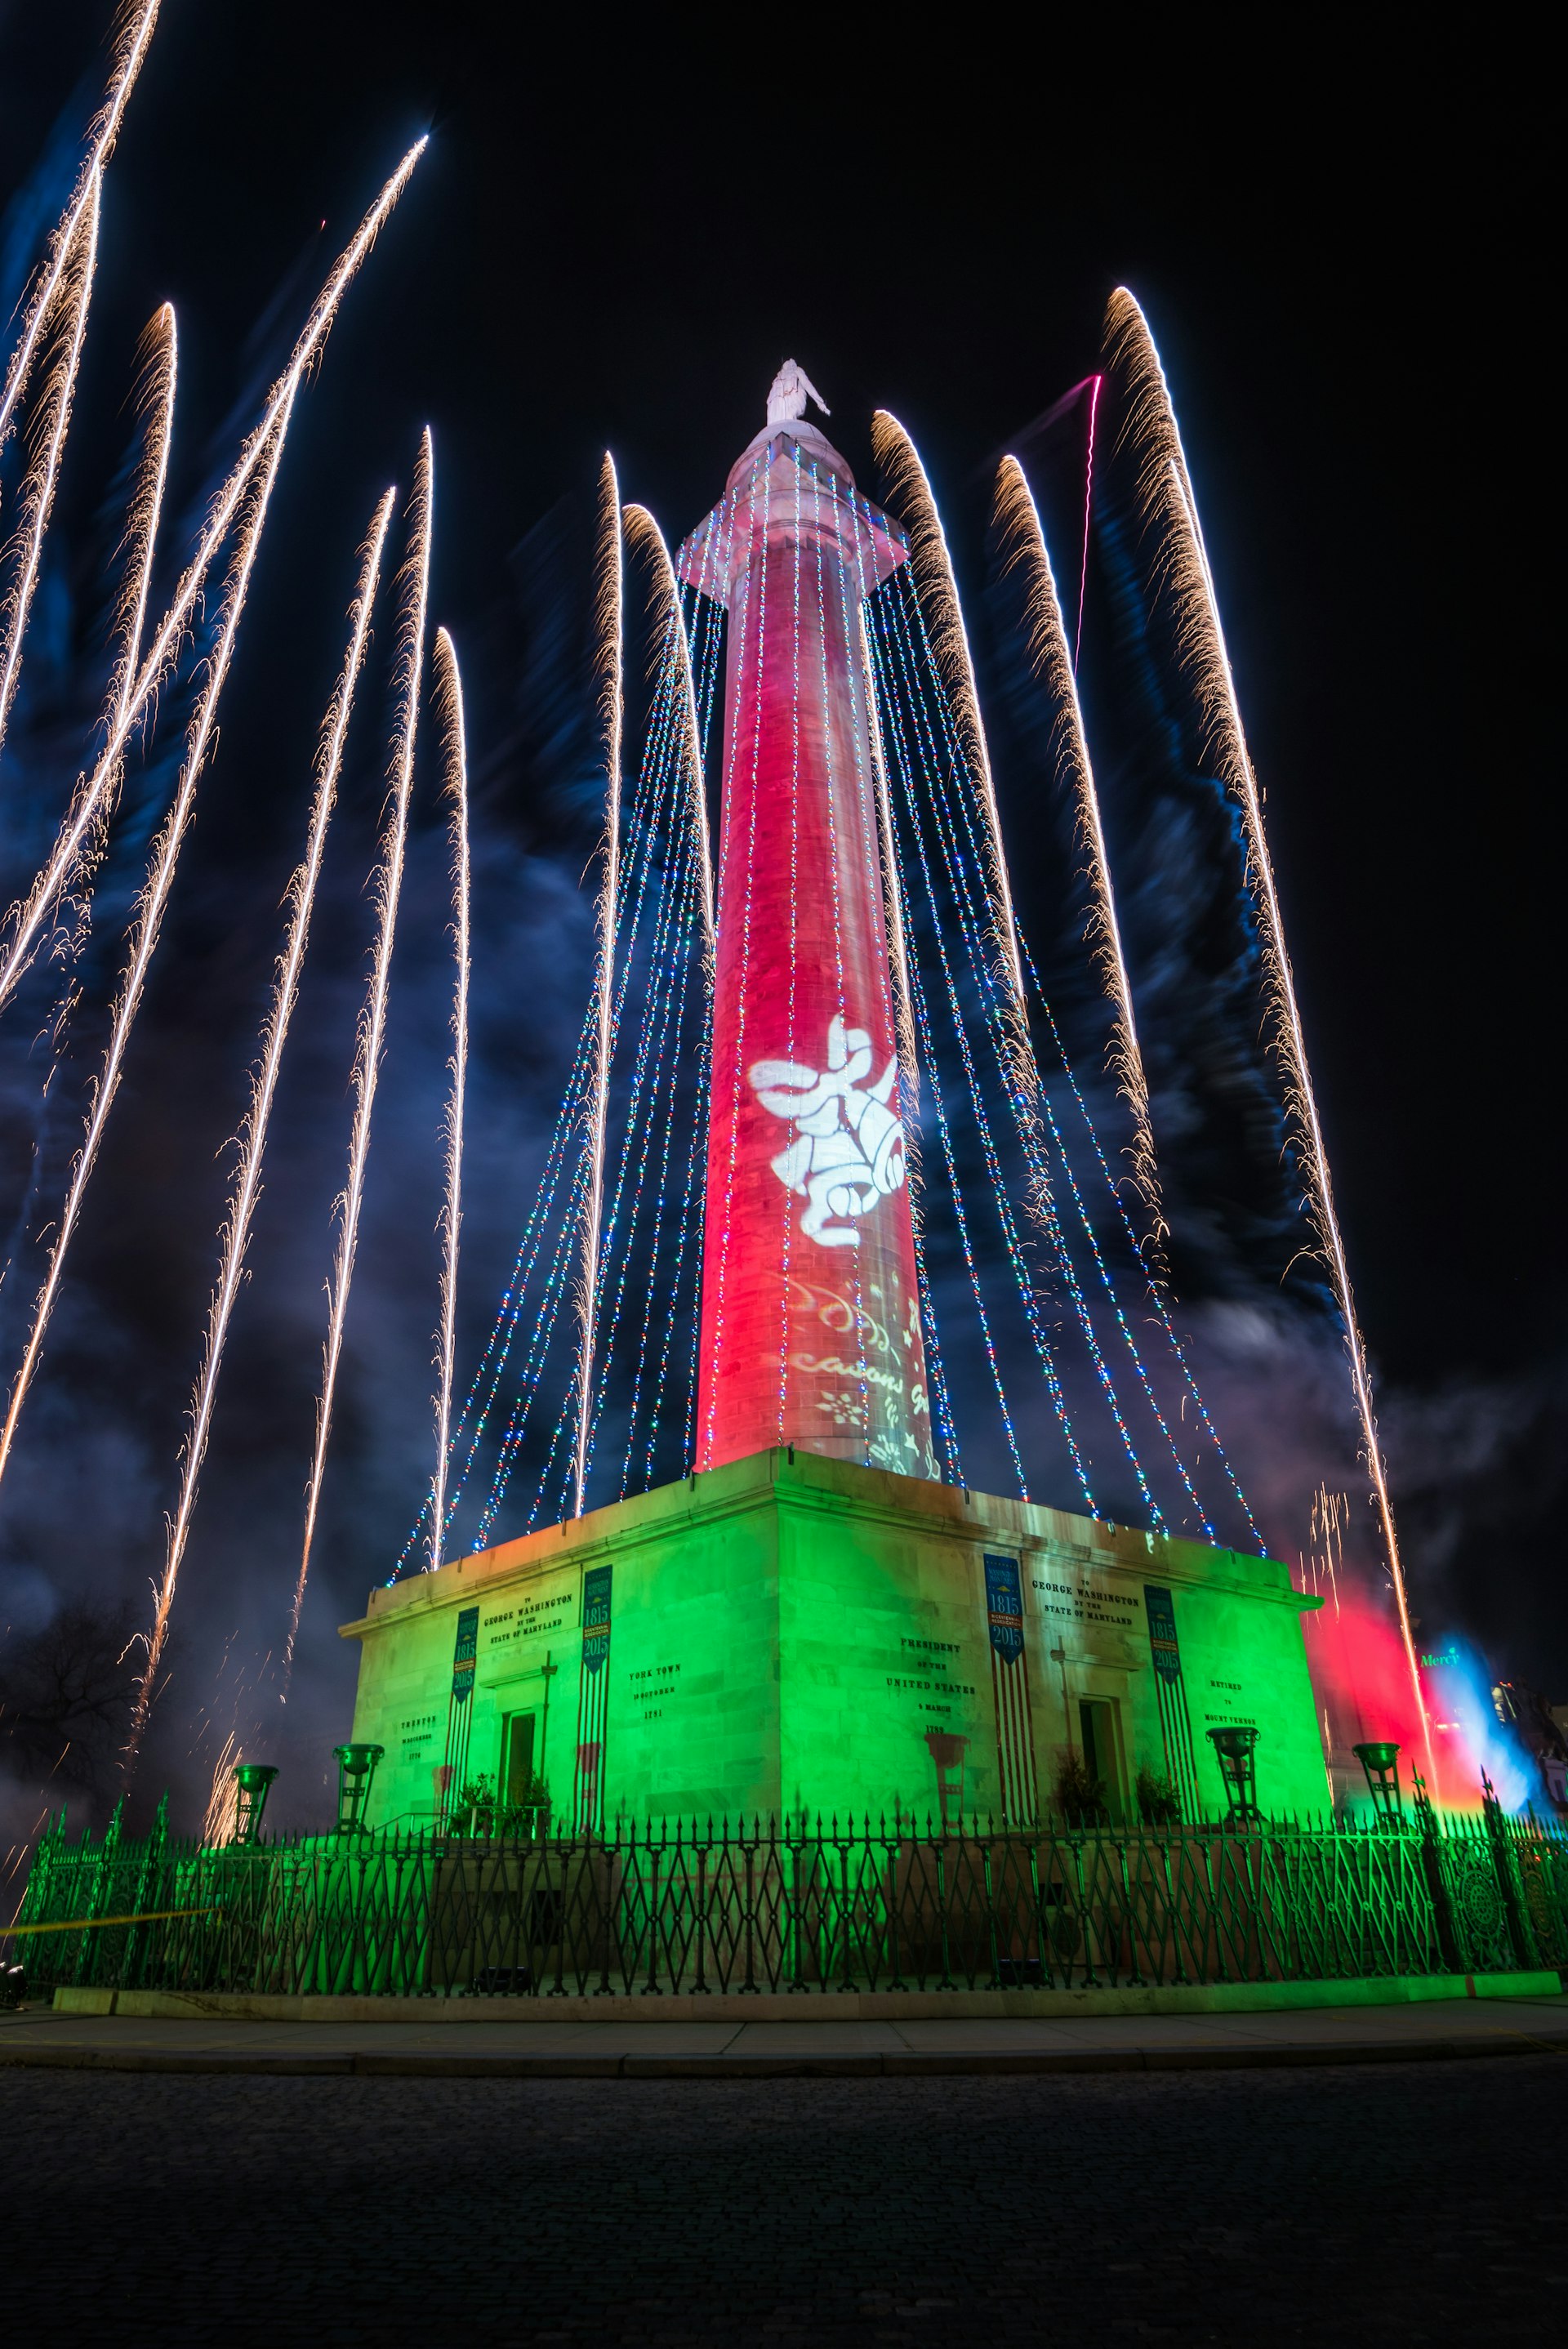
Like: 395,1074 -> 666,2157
341,1451 -> 1327,1830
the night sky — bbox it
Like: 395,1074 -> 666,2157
0,2 -> 1557,1833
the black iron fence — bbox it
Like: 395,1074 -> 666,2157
11,1794 -> 1567,1999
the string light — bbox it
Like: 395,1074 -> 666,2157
866,616 -> 1054,1502
700,458 -> 770,1469
869,579 -> 1098,1509
884,568 -> 1164,1528
1020,938 -> 1262,1550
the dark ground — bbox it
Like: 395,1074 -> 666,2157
2,2057 -> 1561,2342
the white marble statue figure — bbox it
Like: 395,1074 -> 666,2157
766,359 -> 830,429
749,1014 -> 906,1246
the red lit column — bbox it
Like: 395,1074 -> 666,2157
677,424 -> 933,1478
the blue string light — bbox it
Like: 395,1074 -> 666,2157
869,583 -> 1098,1510
884,568 -> 1165,1531
1018,937 -> 1263,1549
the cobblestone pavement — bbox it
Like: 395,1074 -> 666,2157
2,2057 -> 1561,2344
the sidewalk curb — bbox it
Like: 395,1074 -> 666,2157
42,1971 -> 1565,2026
3,2030 -> 1566,2079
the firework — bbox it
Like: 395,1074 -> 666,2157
993,454 -> 1164,1252
872,410 -> 1054,1241
622,502 -> 715,965
120,404 -> 297,1751
1104,286 -> 1430,1771
427,626 -> 472,1573
39,301 -> 178,986
143,490 -> 392,1731
0,398 -> 297,1537
872,414 -> 1027,1010
0,170 -> 100,760
56,302 -> 180,956
111,305 -> 179,727
0,140 -> 426,1015
0,0 -> 159,449
571,456 -> 624,1520
287,434 -> 434,1674
198,1731 -> 241,1848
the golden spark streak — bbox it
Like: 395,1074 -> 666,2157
1104,285 -> 1430,1771
993,454 -> 1165,1256
0,140 -> 425,1015
871,410 -> 1052,1232
151,490 -> 394,1714
572,456 -> 623,1521
0,404 -> 295,1507
288,437 -> 433,1668
56,302 -> 179,961
0,171 -> 100,760
871,412 -> 1027,1010
621,502 -> 715,968
122,411 -> 296,1757
110,305 -> 179,732
427,627 -> 472,1574
199,1731 -> 241,1848
0,0 -> 159,450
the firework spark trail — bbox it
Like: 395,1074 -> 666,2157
0,171 -> 100,762
0,141 -> 426,1017
109,305 -> 179,732
994,454 -> 1165,1255
1104,286 -> 1431,1771
1310,1483 -> 1346,1622
622,504 -> 715,969
120,414 -> 296,1742
0,398 -> 296,1522
198,1730 -> 240,1848
427,627 -> 471,1573
51,302 -> 179,965
871,410 -> 1063,1260
0,0 -> 159,451
287,435 -> 434,1675
872,415 -> 1028,1009
144,491 -> 393,1719
572,456 -> 623,1521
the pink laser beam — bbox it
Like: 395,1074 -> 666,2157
1075,373 -> 1102,673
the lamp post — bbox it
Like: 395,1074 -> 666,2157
1206,1726 -> 1261,1823
333,1743 -> 384,1835
1352,1741 -> 1402,1827
230,1762 -> 278,1844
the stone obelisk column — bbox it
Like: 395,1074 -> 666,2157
676,368 -> 934,1478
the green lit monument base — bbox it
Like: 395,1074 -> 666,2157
341,1450 -> 1327,1830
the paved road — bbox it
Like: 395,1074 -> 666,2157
2,2056 -> 1561,2343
